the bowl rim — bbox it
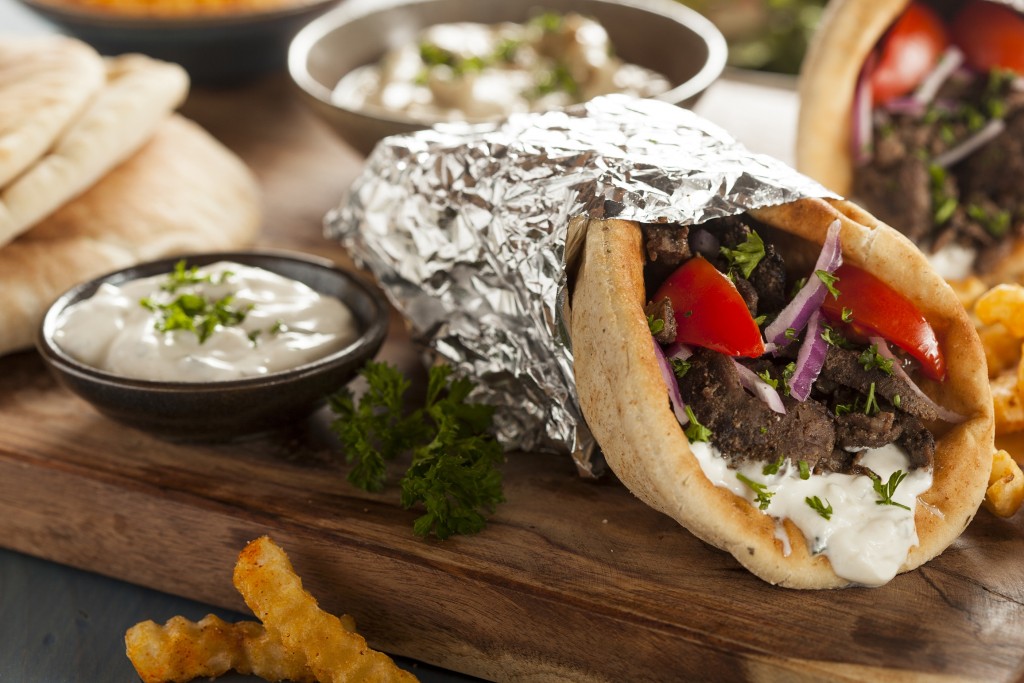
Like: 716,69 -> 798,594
18,0 -> 340,29
36,249 -> 390,395
288,0 -> 728,127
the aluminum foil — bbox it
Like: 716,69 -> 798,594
326,94 -> 836,476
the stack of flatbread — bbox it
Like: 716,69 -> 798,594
0,35 -> 261,356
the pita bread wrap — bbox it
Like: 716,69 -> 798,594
797,0 -> 1024,284
0,115 -> 261,357
570,196 -> 994,588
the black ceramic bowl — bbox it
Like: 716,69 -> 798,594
18,0 -> 340,85
36,251 -> 389,440
288,0 -> 728,155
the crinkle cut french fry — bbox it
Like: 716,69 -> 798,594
984,449 -> 1024,518
233,536 -> 418,683
125,613 -> 316,683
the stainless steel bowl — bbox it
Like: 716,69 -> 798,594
288,0 -> 727,155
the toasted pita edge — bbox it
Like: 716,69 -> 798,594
570,197 -> 994,588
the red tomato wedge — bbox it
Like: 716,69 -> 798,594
869,2 -> 949,105
821,264 -> 946,381
952,0 -> 1024,74
652,256 -> 765,358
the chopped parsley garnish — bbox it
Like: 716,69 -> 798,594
893,394 -> 902,409
929,164 -> 958,226
805,495 -> 833,520
784,327 -> 799,341
329,362 -> 505,539
140,292 -> 251,344
647,314 -> 665,335
159,259 -> 232,293
821,323 -> 852,348
864,382 -> 881,416
754,314 -> 767,326
762,455 -> 784,476
419,42 -> 456,67
531,11 -> 563,31
798,460 -> 811,480
684,405 -> 712,442
790,277 -> 807,298
720,231 -> 766,279
781,362 -> 796,396
736,473 -> 774,510
815,270 -> 841,299
670,357 -> 691,379
834,401 -> 855,417
757,368 -> 778,389
841,307 -> 853,323
967,203 -> 1011,238
866,469 -> 911,511
534,63 -> 579,97
858,344 -> 894,375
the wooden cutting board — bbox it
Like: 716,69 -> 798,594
2,74 -> 1024,683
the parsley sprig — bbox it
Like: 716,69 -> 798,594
720,231 -> 766,279
736,473 -> 774,510
866,469 -> 911,511
805,495 -> 833,520
329,362 -> 505,540
140,292 -> 251,344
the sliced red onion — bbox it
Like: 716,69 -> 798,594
764,219 -> 842,347
852,52 -> 875,165
870,336 -> 965,423
912,46 -> 965,106
933,118 -> 1006,168
789,310 -> 829,401
664,342 -> 694,362
884,97 -> 927,117
653,338 -> 689,426
732,359 -> 787,414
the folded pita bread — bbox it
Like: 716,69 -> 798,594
570,197 -> 994,588
796,0 -> 1024,285
795,0 -> 906,198
0,52 -> 189,248
0,36 -> 106,188
0,114 -> 261,356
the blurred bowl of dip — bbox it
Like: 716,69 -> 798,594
288,0 -> 727,155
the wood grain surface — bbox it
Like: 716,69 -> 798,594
2,73 -> 1024,683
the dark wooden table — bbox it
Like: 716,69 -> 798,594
6,2 -> 1024,682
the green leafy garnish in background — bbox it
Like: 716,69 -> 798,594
329,361 -> 505,540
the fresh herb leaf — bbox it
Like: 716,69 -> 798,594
684,405 -> 712,442
736,473 -> 774,510
815,269 -> 841,299
834,401 -> 856,416
781,362 -> 795,396
784,327 -> 799,341
894,394 -> 902,408
720,231 -> 766,279
329,362 -> 505,539
754,314 -> 767,326
866,469 -> 911,510
762,455 -> 784,476
820,323 -> 852,348
757,369 -> 779,389
798,460 -> 811,480
534,63 -> 578,97
670,357 -> 691,379
141,292 -> 250,344
864,382 -> 880,416
805,495 -> 833,520
858,344 -> 894,375
841,307 -> 853,323
531,11 -> 563,31
929,164 -> 958,226
647,314 -> 665,335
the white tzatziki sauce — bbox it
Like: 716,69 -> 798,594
333,13 -> 670,123
927,242 -> 977,281
690,441 -> 933,586
52,261 -> 359,382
